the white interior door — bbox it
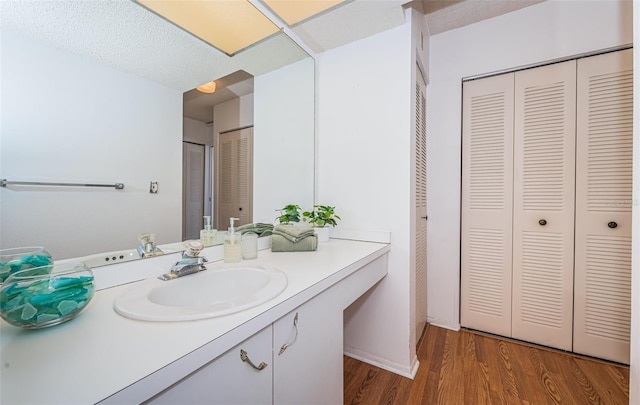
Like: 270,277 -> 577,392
183,142 -> 205,240
415,66 -> 428,342
573,49 -> 633,364
461,73 -> 514,337
216,127 -> 253,228
512,61 -> 576,351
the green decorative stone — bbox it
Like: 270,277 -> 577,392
37,313 -> 59,323
21,303 -> 37,320
57,300 -> 79,316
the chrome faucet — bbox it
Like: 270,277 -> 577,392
158,240 -> 208,281
137,233 -> 164,258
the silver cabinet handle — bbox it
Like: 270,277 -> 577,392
278,312 -> 299,355
240,349 -> 267,371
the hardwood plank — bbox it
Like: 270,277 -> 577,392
502,339 -> 551,404
344,325 -> 629,405
436,328 -> 465,404
574,357 -> 629,405
563,356 -> 605,404
527,345 -> 564,404
480,332 -> 516,404
462,332 -> 491,404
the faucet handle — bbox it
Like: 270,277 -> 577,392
183,240 -> 204,258
138,233 -> 156,245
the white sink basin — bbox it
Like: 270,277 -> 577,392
114,265 -> 287,321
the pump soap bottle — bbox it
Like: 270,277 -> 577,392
200,216 -> 217,247
224,217 -> 241,263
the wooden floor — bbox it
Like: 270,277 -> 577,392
344,325 -> 629,405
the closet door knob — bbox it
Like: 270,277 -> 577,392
608,221 -> 618,229
538,219 -> 547,226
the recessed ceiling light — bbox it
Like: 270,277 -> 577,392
135,0 -> 280,56
262,0 -> 348,26
196,81 -> 217,94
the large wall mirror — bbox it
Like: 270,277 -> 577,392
0,1 -> 315,263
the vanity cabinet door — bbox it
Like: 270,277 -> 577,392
273,295 -> 343,405
146,326 -> 273,405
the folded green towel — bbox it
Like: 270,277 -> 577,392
272,224 -> 315,243
236,223 -> 274,236
271,234 -> 317,252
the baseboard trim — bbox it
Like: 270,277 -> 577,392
344,347 -> 419,379
427,318 -> 461,331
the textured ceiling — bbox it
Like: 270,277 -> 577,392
289,0 -> 546,52
422,0 -> 547,35
1,0 -> 546,122
0,0 -> 308,92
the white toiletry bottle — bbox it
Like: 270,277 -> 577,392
200,216 -> 217,247
224,217 -> 241,263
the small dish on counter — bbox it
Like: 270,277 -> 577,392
0,262 -> 94,329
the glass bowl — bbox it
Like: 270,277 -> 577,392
0,262 -> 94,329
0,247 -> 53,283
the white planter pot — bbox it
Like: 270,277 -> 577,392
314,227 -> 330,243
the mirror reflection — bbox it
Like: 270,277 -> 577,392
0,1 -> 315,266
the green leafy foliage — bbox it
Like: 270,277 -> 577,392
302,205 -> 341,228
276,204 -> 302,224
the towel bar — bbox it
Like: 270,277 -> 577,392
1,179 -> 124,190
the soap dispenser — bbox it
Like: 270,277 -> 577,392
224,217 -> 242,263
200,216 -> 217,247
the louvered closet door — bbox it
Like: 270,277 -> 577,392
415,67 -> 428,342
512,61 -> 576,351
461,73 -> 514,337
573,49 -> 633,364
217,128 -> 253,227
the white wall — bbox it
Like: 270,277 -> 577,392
254,58 -> 315,223
317,20 -> 417,376
183,117 -> 211,146
630,3 -> 639,403
427,0 -> 633,330
0,31 -> 182,260
213,94 -> 254,136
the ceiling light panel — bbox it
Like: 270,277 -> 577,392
262,0 -> 348,26
136,0 -> 280,56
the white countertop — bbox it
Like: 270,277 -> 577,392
0,238 -> 389,404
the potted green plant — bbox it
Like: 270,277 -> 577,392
303,205 -> 341,242
276,204 -> 302,224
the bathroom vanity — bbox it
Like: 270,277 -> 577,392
0,238 -> 389,404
